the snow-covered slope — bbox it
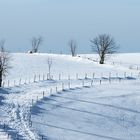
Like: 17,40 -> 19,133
32,80 -> 140,140
0,53 -> 140,140
5,53 -> 140,86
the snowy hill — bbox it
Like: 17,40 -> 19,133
0,53 -> 140,140
4,53 -> 140,84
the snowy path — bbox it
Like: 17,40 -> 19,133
0,78 -> 95,139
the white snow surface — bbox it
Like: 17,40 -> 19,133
0,129 -> 11,140
0,53 -> 140,140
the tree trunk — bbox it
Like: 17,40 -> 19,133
0,71 -> 2,87
100,56 -> 104,64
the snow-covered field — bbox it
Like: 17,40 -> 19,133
32,81 -> 140,140
0,53 -> 140,140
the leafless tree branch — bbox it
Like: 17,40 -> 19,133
68,39 -> 77,57
31,36 -> 43,53
0,40 -> 11,87
90,34 -> 119,64
47,57 -> 53,80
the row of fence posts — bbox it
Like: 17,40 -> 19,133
3,71 -> 135,140
27,79 -> 95,140
1,70 -> 140,140
28,72 -> 132,140
2,71 -> 140,88
3,70 -> 140,140
5,73 -> 83,87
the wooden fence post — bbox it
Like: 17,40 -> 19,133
3,123 -> 6,130
59,74 -> 61,80
56,87 -> 58,93
82,80 -> 84,87
19,78 -> 21,85
68,82 -> 70,89
109,72 -> 111,79
2,81 -> 5,87
124,72 -> 126,78
43,91 -> 45,98
85,73 -> 87,79
8,133 -> 10,138
50,88 -> 52,94
39,74 -> 40,81
93,73 -> 95,79
34,75 -> 36,82
43,74 -> 45,81
109,78 -> 111,84
32,99 -> 34,106
100,80 -> 102,85
91,80 -> 93,86
62,83 -> 64,91
47,73 -> 49,80
76,73 -> 78,80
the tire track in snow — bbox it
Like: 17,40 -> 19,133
33,121 -> 126,140
52,94 -> 140,114
39,99 -> 139,128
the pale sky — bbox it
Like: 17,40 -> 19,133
0,0 -> 140,53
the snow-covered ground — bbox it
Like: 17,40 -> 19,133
0,53 -> 140,140
0,129 -> 10,140
32,80 -> 140,140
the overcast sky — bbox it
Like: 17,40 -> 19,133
0,0 -> 140,53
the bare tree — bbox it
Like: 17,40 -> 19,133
31,36 -> 43,53
47,57 -> 53,80
68,40 -> 77,57
90,34 -> 119,64
0,40 -> 11,87
0,40 -> 5,52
